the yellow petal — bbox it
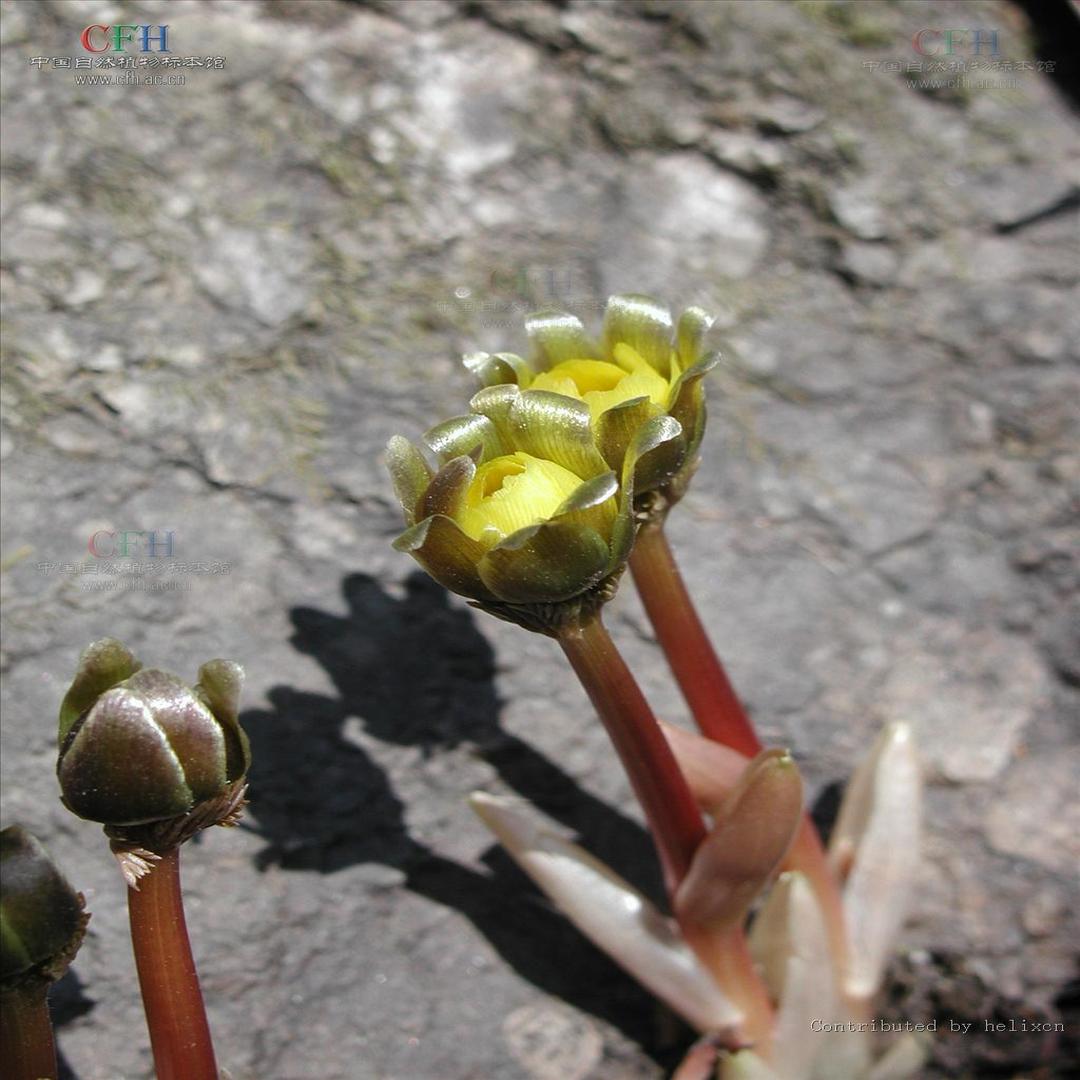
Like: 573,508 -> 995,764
531,352 -> 672,424
455,452 -> 585,543
527,371 -> 584,401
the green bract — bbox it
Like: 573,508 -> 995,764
463,294 -> 717,518
0,826 -> 86,991
56,640 -> 250,876
388,392 -> 683,633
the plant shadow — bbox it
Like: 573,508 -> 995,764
240,571 -> 689,1068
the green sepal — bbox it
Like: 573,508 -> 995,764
393,514 -> 495,601
58,684 -> 196,826
525,310 -> 599,370
420,455 -> 476,520
195,659 -> 250,781
58,638 -> 141,748
122,670 -> 231,808
471,386 -> 609,480
385,436 -> 433,525
464,351 -> 534,388
624,413 -> 686,498
478,521 -> 611,604
594,395 -> 657,475
676,306 -> 715,371
603,295 -> 675,378
550,471 -> 619,537
424,413 -> 504,464
668,354 -> 717,460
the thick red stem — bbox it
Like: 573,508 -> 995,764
127,846 -> 218,1080
558,616 -> 774,1047
558,615 -> 706,893
629,522 -> 850,976
629,524 -> 761,757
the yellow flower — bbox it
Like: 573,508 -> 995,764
387,391 -> 679,633
465,295 -> 717,514
455,452 -> 607,543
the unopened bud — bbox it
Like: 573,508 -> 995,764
1,826 -> 87,991
56,639 -> 250,884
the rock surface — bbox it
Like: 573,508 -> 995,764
1,1 -> 1077,1078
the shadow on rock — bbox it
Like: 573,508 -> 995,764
240,571 -> 686,1066
52,968 -> 94,1080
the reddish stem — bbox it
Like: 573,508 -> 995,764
558,615 -> 775,1048
629,523 -> 761,757
127,846 -> 218,1080
629,522 -> 850,975
558,615 -> 706,893
0,982 -> 58,1080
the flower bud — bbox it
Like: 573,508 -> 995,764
1,826 -> 87,991
674,750 -> 803,931
464,295 -> 717,521
56,639 -> 250,883
388,393 -> 681,634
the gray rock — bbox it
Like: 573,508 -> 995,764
828,182 -> 889,240
1,2 -> 1077,1077
835,240 -> 899,286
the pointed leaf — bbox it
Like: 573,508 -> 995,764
675,750 -> 803,930
58,638 -> 142,747
865,1033 -> 929,1080
603,295 -> 675,378
470,793 -> 741,1034
750,873 -> 835,1080
811,1026 -> 872,1080
719,1051 -> 778,1080
829,723 -> 921,1000
385,436 -> 433,525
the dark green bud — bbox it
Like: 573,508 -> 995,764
1,826 -> 87,991
56,640 -> 250,883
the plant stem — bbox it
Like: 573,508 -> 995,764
127,846 -> 218,1080
681,923 -> 774,1057
558,614 -> 706,893
628,523 -> 761,757
629,522 -> 850,975
0,983 -> 58,1080
557,615 -> 774,1048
